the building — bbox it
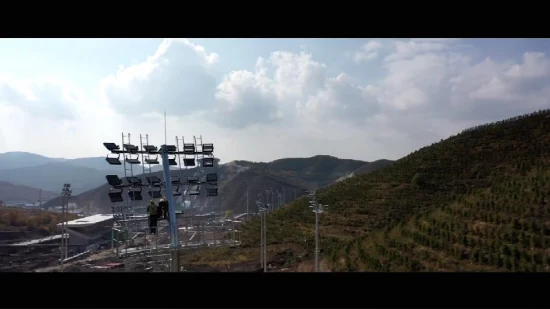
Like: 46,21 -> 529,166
58,214 -> 114,253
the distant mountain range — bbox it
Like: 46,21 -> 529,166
0,151 -> 392,212
42,155 -> 393,214
0,152 -> 162,195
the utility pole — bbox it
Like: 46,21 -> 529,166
259,201 -> 263,267
307,190 -> 328,272
265,189 -> 270,213
246,181 -> 249,220
271,188 -> 274,213
263,202 -> 267,270
257,197 -> 267,272
60,184 -> 72,271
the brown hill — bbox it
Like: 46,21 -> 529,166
0,182 -> 57,204
43,156 -> 367,214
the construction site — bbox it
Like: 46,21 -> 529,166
0,130 -> 258,272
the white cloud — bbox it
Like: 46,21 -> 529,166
2,38 -> 550,163
353,41 -> 383,63
100,39 -> 219,116
384,40 -> 454,62
0,75 -> 84,120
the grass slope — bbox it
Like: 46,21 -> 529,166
237,109 -> 550,272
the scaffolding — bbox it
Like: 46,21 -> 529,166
103,133 -> 236,272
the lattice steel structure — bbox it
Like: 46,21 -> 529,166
103,134 -> 222,271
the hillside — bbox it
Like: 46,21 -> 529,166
0,153 -> 164,194
354,159 -> 394,175
43,156 -> 367,214
0,182 -> 57,204
235,109 -> 550,272
266,155 -> 366,187
0,152 -> 65,170
0,163 -> 122,195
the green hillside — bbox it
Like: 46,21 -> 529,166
237,109 -> 550,271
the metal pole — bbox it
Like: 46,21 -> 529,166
184,219 -> 188,248
63,195 -> 66,261
260,209 -> 263,268
60,194 -> 64,271
160,147 -> 180,272
271,189 -> 274,213
263,209 -> 267,271
315,210 -> 319,272
213,221 -> 217,246
232,221 -> 236,245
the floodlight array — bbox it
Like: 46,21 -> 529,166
102,137 -> 219,207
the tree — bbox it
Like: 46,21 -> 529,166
225,210 -> 233,219
411,173 -> 427,186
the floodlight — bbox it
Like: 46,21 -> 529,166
106,175 -> 124,187
146,176 -> 162,187
206,173 -> 218,183
173,186 -> 182,196
125,176 -> 142,186
206,188 -> 218,197
189,185 -> 201,195
108,188 -> 124,203
202,158 -> 214,167
187,176 -> 199,184
184,158 -> 196,167
183,144 -> 195,154
143,145 -> 158,153
125,154 -> 141,164
144,156 -> 159,164
105,153 -> 121,165
103,142 -> 120,151
128,187 -> 143,201
123,144 -> 139,153
148,187 -> 162,199
160,144 -> 177,152
168,154 -> 177,166
202,143 -> 214,154
171,176 -> 181,185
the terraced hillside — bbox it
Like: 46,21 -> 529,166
237,109 -> 550,272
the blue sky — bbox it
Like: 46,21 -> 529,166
1,38 -> 549,162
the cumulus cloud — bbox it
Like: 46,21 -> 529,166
100,39 -> 219,116
353,41 -> 383,63
0,75 -> 83,120
212,51 -> 384,129
384,39 -> 454,62
2,38 -> 550,163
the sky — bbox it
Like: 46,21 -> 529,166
1,38 -> 550,163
